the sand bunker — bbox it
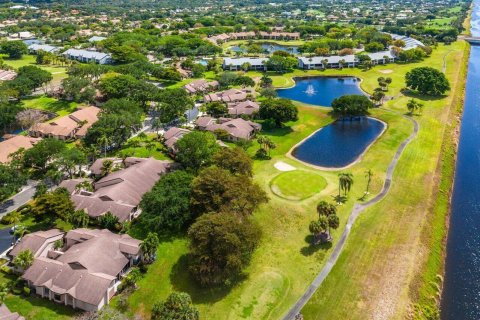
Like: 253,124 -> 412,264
274,161 -> 296,172
378,69 -> 393,74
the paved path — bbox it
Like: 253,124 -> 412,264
0,181 -> 38,217
282,112 -> 419,320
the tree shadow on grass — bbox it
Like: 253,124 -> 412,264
300,235 -> 333,256
400,89 -> 446,101
260,126 -> 294,138
332,194 -> 347,204
169,254 -> 239,304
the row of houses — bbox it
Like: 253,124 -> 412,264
8,228 -> 142,312
28,44 -> 113,64
220,50 -> 397,71
208,31 -> 300,44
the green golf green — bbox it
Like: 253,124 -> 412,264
270,170 -> 327,200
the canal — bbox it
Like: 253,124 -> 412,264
441,0 -> 480,318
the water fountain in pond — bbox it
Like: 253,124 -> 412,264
305,84 -> 316,96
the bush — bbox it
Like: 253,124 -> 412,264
23,286 -> 30,296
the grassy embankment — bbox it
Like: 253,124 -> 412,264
124,42 -> 466,320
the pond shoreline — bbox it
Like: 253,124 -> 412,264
286,116 -> 387,171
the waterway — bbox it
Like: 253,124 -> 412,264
441,0 -> 480,318
291,117 -> 385,168
276,77 -> 365,107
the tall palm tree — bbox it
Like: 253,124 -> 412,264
309,220 -> 322,244
365,169 -> 373,195
98,134 -> 111,158
317,201 -> 336,218
338,173 -> 354,196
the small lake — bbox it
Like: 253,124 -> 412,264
277,77 -> 365,107
292,117 -> 385,168
229,43 -> 299,54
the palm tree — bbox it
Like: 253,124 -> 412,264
309,220 -> 322,244
145,141 -> 156,156
327,215 -> 340,236
339,59 -> 346,69
13,249 -> 34,270
385,77 -> 392,90
317,201 -> 336,218
100,159 -> 114,177
98,134 -> 111,158
338,173 -> 354,196
365,169 -> 373,195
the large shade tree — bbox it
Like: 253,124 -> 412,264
187,213 -> 261,287
405,67 -> 450,96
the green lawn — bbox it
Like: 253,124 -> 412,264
124,42 -> 467,320
113,133 -> 170,160
2,54 -> 68,82
5,295 -> 78,320
21,96 -> 78,118
270,170 -> 328,200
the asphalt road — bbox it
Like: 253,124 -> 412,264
282,112 -> 419,320
0,181 -> 38,217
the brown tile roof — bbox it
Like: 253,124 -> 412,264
205,118 -> 261,140
29,106 -> 100,139
204,89 -> 247,103
71,158 -> 171,221
22,229 -> 140,306
9,229 -> 64,258
184,80 -> 218,94
163,127 -> 190,150
0,135 -> 40,163
0,304 -> 24,320
228,100 -> 260,116
0,69 -> 17,81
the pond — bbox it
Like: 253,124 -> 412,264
277,77 -> 365,107
228,43 -> 299,54
292,117 -> 385,168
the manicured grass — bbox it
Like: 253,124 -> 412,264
113,133 -> 170,160
300,41 -> 468,319
270,170 -> 327,200
5,295 -> 78,320
21,96 -> 78,117
126,41 -> 467,320
1,54 -> 68,82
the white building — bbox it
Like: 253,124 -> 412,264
63,49 -> 113,64
222,57 -> 268,71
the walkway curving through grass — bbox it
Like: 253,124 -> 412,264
282,111 -> 420,320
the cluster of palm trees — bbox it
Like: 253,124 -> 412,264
256,135 -> 277,159
371,77 -> 393,106
309,200 -> 340,244
407,98 -> 424,115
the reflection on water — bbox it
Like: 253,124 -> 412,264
441,0 -> 480,318
292,117 -> 385,168
277,77 -> 365,107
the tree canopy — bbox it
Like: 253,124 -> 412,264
331,95 -> 373,117
140,170 -> 194,232
405,67 -> 450,96
188,213 -> 261,287
175,131 -> 219,172
259,98 -> 298,127
151,292 -> 199,320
